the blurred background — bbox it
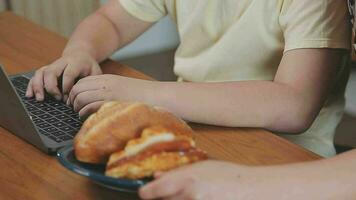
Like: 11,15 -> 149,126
0,0 -> 355,153
0,0 -> 99,37
0,0 -> 179,81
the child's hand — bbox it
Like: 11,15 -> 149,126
25,51 -> 102,102
67,74 -> 155,117
139,160 -> 250,200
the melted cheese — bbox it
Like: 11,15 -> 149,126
124,133 -> 176,158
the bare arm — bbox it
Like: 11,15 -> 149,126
139,149 -> 356,199
26,0 -> 152,102
147,49 -> 344,133
64,0 -> 152,62
258,149 -> 356,199
68,48 -> 344,133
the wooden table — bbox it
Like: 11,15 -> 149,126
0,12 -> 320,200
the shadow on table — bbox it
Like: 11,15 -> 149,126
85,180 -> 141,200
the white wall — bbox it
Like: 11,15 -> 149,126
99,0 -> 179,81
345,68 -> 356,116
100,0 -> 179,60
111,16 -> 180,60
9,0 -> 98,37
0,0 -> 6,12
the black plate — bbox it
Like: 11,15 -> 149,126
56,145 -> 151,193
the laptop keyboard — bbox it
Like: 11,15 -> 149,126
11,76 -> 83,143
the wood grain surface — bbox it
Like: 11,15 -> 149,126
0,12 -> 320,200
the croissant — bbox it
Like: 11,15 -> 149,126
74,101 -> 194,164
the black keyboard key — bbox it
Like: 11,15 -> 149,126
56,114 -> 70,120
62,118 -> 76,124
71,114 -> 80,120
69,122 -> 82,128
47,102 -> 61,107
45,118 -> 59,123
36,103 -> 47,108
52,122 -> 67,128
21,96 -> 29,100
52,131 -> 66,137
12,81 -> 26,89
11,80 -> 21,86
56,106 -> 71,111
44,127 -> 58,132
32,118 -> 44,124
58,126 -> 73,132
26,106 -> 38,112
48,110 -> 62,116
36,123 -> 51,129
25,100 -> 36,105
13,76 -> 30,84
26,98 -> 37,104
31,110 -> 45,115
41,106 -> 55,112
38,114 -> 51,119
59,135 -> 73,141
63,110 -> 77,115
17,85 -> 27,91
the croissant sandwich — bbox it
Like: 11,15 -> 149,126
74,101 -> 207,180
105,126 -> 207,179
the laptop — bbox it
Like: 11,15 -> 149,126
0,66 -> 83,154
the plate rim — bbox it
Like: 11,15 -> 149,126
56,145 -> 148,191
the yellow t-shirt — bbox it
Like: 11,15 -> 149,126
119,0 -> 351,157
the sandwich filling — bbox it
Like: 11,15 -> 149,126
107,129 -> 199,170
106,139 -> 203,170
123,132 -> 175,158
105,126 -> 208,179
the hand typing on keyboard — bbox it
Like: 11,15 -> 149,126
25,50 -> 102,102
66,74 -> 157,117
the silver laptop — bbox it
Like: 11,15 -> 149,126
0,66 -> 82,154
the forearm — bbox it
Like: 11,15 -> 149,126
63,11 -> 121,62
62,0 -> 152,63
144,49 -> 341,133
149,80 -> 316,133
253,149 -> 356,199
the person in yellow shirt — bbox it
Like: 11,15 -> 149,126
139,2 -> 355,199
25,0 -> 356,199
26,0 -> 356,199
27,0 -> 349,155
26,0 -> 350,158
27,0 -> 350,158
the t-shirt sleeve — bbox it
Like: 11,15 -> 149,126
119,0 -> 167,22
279,0 -> 351,52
